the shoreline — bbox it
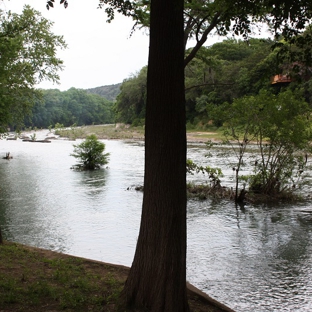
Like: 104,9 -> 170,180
3,241 -> 236,312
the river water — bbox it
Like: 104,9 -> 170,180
0,133 -> 312,311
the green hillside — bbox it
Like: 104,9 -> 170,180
86,83 -> 121,101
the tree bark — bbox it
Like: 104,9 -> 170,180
120,0 -> 188,310
0,226 -> 3,244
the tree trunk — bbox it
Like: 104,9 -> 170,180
0,226 -> 3,244
120,0 -> 188,310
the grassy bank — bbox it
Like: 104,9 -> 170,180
55,124 -> 224,142
0,242 -> 125,311
0,241 -> 233,312
56,124 -> 145,141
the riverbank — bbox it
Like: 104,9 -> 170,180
53,124 -> 223,143
0,241 -> 235,312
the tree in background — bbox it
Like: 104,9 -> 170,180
0,5 -> 66,132
115,32 -> 312,129
114,66 -> 147,125
27,88 -> 114,128
70,134 -> 109,170
247,90 -> 312,195
184,38 -> 277,126
114,37 -> 287,126
210,89 -> 312,198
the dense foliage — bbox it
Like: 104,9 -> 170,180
114,66 -> 147,125
25,88 -> 114,129
208,89 -> 312,199
70,134 -> 109,170
185,38 -> 277,126
0,5 -> 66,133
114,36 -> 312,127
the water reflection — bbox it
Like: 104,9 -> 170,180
187,198 -> 312,311
74,168 -> 108,197
0,136 -> 312,311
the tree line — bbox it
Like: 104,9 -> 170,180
0,5 -> 66,133
24,33 -> 312,132
114,34 -> 312,128
0,5 -> 114,132
25,88 -> 114,129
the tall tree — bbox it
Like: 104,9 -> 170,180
0,5 -> 66,132
0,225 -> 3,244
119,0 -> 187,310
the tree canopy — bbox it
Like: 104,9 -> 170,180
71,134 -> 109,170
114,66 -> 147,125
97,0 -> 312,66
211,88 -> 312,198
0,5 -> 66,133
26,88 -> 114,129
114,36 -> 311,126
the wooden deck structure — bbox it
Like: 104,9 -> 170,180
271,74 -> 292,84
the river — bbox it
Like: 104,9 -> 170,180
0,132 -> 312,311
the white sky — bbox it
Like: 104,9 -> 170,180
1,0 -> 150,91
1,0 -> 270,91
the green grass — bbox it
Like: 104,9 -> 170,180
56,123 -> 226,143
0,242 -> 230,312
57,124 -> 145,140
0,242 -> 125,311
186,129 -> 224,142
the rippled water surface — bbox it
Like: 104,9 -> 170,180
1,133 -> 312,311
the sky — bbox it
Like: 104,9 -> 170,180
1,0 -> 150,91
1,1 -> 270,92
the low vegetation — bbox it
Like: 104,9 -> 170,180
0,242 -> 230,312
0,242 -> 125,311
57,124 -> 145,141
56,123 -> 223,142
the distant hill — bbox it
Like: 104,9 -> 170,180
86,83 -> 122,101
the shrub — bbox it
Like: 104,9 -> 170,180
70,134 -> 109,170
